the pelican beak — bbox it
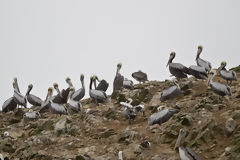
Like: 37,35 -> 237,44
216,64 -> 224,75
166,55 -> 173,67
94,78 -> 97,89
55,86 -> 63,98
174,135 -> 181,150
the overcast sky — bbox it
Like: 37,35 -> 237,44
0,0 -> 240,110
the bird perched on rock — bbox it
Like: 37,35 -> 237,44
217,61 -> 237,85
132,70 -> 148,83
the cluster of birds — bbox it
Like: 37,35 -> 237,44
1,46 -> 238,160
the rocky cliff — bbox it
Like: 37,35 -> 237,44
1,66 -> 240,160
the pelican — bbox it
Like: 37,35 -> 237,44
93,75 -> 109,92
188,65 -> 208,80
132,70 -> 148,83
120,99 -> 136,124
13,82 -> 27,108
26,84 -> 43,106
68,87 -> 82,112
207,70 -> 232,98
167,52 -> 189,79
89,76 -> 107,105
71,74 -> 85,101
217,61 -> 237,84
60,77 -> 73,102
134,104 -> 145,116
2,97 -> 17,112
123,78 -> 134,89
160,80 -> 181,101
23,109 -> 41,121
175,129 -> 202,160
40,87 -> 53,112
113,63 -> 124,92
49,89 -> 68,115
196,45 -> 211,72
52,83 -> 68,104
148,106 -> 177,126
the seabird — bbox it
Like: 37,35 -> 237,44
68,87 -> 82,112
23,109 -> 41,121
113,63 -> 124,92
196,45 -> 211,73
89,76 -> 107,105
40,87 -> 53,112
167,52 -> 189,79
207,70 -> 232,98
71,74 -> 85,101
2,97 -> 17,112
132,70 -> 148,83
217,61 -> 237,84
120,99 -> 136,124
26,84 -> 43,106
175,129 -> 202,160
148,106 -> 177,125
160,79 -> 181,101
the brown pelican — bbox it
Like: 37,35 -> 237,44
132,70 -> 148,83
26,84 -> 43,106
71,74 -> 85,101
160,80 -> 181,101
23,109 -> 41,121
207,70 -> 232,98
196,45 -> 211,72
120,99 -> 137,124
148,106 -> 177,125
113,63 -> 124,92
217,61 -> 237,84
13,82 -> 27,108
89,76 -> 107,105
49,89 -> 68,115
40,87 -> 53,112
93,75 -> 109,92
175,129 -> 202,160
188,65 -> 208,80
52,82 -> 71,104
68,87 -> 82,112
123,78 -> 134,89
2,97 -> 17,112
167,52 -> 189,79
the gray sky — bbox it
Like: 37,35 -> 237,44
1,0 -> 240,109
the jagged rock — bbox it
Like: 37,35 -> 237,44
55,117 -> 68,135
233,110 -> 240,120
149,92 -> 161,106
225,118 -> 236,137
0,139 -> 15,153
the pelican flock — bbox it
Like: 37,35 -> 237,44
1,45 -> 238,159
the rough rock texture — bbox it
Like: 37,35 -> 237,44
0,67 -> 240,159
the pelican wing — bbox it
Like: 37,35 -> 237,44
27,94 -> 43,106
96,80 -> 109,92
148,109 -> 175,125
220,70 -> 237,81
123,79 -> 134,89
90,90 -> 107,100
210,82 -> 232,97
132,71 -> 148,81
2,97 -> 17,112
13,90 -> 26,107
68,99 -> 82,112
72,88 -> 85,101
185,147 -> 202,160
197,58 -> 211,72
50,102 -> 68,115
161,85 -> 180,101
189,65 -> 208,79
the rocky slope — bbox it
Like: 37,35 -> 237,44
1,66 -> 240,160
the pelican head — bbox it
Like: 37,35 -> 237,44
66,77 -> 73,87
28,84 -> 33,89
117,63 -> 122,69
69,87 -> 75,92
166,52 -> 176,67
157,105 -> 166,111
53,83 -> 58,89
207,69 -> 216,86
65,77 -> 71,83
13,77 -> 18,82
174,129 -> 186,150
217,61 -> 227,74
196,45 -> 203,60
48,87 -> 53,92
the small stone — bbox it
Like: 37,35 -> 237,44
225,118 -> 236,137
225,147 -> 231,156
